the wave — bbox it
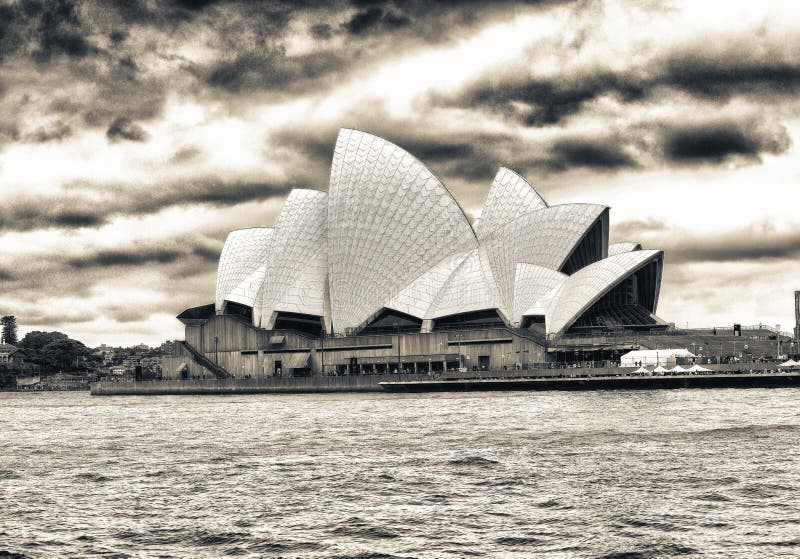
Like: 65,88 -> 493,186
75,472 -> 112,482
496,536 -> 542,546
0,469 -> 20,480
595,544 -> 700,558
331,517 -> 400,540
447,456 -> 500,467
329,553 -> 411,559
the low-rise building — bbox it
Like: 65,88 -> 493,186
0,344 -> 20,364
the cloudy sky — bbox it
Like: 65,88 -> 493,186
1,0 -> 799,347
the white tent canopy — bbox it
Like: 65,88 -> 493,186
620,348 -> 696,367
688,364 -> 712,373
633,366 -> 650,374
652,365 -> 669,373
780,359 -> 798,367
670,365 -> 688,373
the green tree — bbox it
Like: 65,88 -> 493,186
1,316 -> 17,345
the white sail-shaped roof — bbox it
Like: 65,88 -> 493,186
214,227 -> 273,313
512,263 -> 567,325
481,204 -> 609,311
475,167 -> 547,238
384,252 -> 469,319
608,242 -> 642,256
426,249 -> 502,320
547,249 -> 663,336
327,128 -> 478,333
225,264 -> 267,309
258,189 -> 327,328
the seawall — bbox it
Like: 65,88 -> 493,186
91,374 -> 427,395
379,372 -> 800,392
91,369 -> 800,396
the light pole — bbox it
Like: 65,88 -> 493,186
214,336 -> 219,370
394,322 -> 401,377
456,333 -> 463,370
320,326 -> 325,376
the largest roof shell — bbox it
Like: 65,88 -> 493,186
327,128 -> 478,333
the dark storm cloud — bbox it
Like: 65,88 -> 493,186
201,50 -> 347,93
0,0 -> 96,62
67,247 -> 184,268
661,121 -> 790,163
438,45 -> 800,128
64,235 -> 222,270
1,175 -> 305,233
667,230 -> 800,263
445,72 -> 646,127
343,6 -> 410,35
546,138 -> 637,171
309,23 -> 332,39
106,117 -> 149,142
613,220 -> 800,264
662,56 -> 800,100
0,198 -> 107,232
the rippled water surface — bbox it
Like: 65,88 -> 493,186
1,389 -> 799,558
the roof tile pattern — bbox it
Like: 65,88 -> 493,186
481,204 -> 608,312
258,189 -> 327,327
215,228 -> 273,313
547,249 -> 663,336
385,252 -> 469,319
327,129 -> 477,332
426,249 -> 502,319
226,264 -> 267,309
475,167 -> 547,238
512,263 -> 567,324
608,242 -> 642,256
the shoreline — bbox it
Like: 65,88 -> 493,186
90,370 -> 800,396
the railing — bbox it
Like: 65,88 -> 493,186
179,341 -> 231,379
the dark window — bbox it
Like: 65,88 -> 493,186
359,308 -> 422,335
224,301 -> 253,321
273,312 -> 323,336
432,309 -> 505,331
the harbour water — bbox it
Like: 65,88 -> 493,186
1,389 -> 798,558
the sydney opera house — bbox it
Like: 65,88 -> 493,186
168,129 -> 666,379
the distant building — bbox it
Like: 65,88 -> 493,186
0,343 -> 20,364
795,290 -> 799,342
121,356 -> 140,371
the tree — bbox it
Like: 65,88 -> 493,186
18,331 -> 69,367
41,338 -> 91,371
1,316 -> 17,345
